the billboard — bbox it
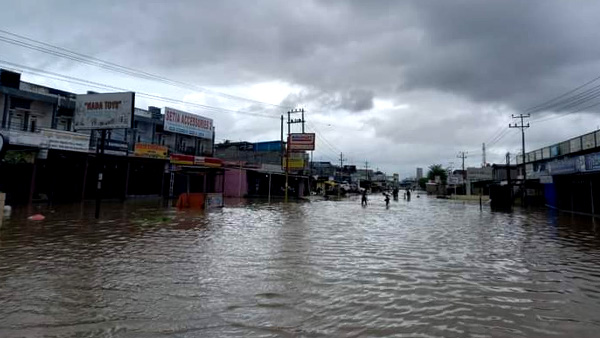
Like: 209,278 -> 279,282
134,143 -> 168,159
288,133 -> 315,151
74,92 -> 134,130
467,167 -> 493,181
164,107 -> 213,139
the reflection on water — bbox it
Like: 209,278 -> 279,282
1,196 -> 600,337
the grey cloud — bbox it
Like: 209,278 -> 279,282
280,88 -> 373,113
4,1 -> 600,172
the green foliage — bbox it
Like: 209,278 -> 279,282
427,164 -> 448,184
418,177 -> 428,189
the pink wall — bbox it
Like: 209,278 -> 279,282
224,168 -> 248,197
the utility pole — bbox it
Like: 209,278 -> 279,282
510,113 -> 530,205
284,108 -> 305,203
457,151 -> 468,174
365,160 -> 369,181
457,151 -> 468,195
338,152 -> 345,198
482,143 -> 486,167
506,152 -> 511,190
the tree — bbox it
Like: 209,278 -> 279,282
427,164 -> 448,184
418,177 -> 428,189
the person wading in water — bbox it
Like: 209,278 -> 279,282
361,189 -> 368,206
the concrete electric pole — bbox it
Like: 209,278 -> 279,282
509,114 -> 530,205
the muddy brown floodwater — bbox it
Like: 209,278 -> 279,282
1,195 -> 600,337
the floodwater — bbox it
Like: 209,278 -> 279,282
1,195 -> 600,337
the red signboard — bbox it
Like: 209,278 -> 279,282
170,154 -> 223,167
288,133 -> 315,151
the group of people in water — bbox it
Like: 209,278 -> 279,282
361,187 -> 413,207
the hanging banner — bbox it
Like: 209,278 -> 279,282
163,107 -> 213,139
288,133 -> 315,151
74,92 -> 135,130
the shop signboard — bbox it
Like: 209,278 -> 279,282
170,154 -> 223,167
542,147 -> 551,159
41,128 -> 90,153
283,157 -> 305,169
585,152 -> 600,171
104,139 -> 128,156
559,141 -> 570,156
550,145 -> 559,157
540,175 -> 553,184
74,92 -> 135,130
548,158 -> 577,175
583,132 -> 596,150
170,154 -> 194,165
288,133 -> 315,151
194,156 -> 223,168
163,107 -> 213,139
134,143 -> 168,159
570,137 -> 582,153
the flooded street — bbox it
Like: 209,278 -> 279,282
1,196 -> 600,337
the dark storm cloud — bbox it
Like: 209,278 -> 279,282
4,0 -> 600,113
3,0 -> 600,172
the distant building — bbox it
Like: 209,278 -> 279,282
416,167 -> 423,180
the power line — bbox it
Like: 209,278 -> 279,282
0,29 -> 290,111
0,59 -> 279,121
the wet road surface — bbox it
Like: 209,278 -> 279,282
1,195 -> 600,337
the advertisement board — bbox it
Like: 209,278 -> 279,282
583,133 -> 596,150
550,145 -> 559,157
41,128 -> 90,153
74,92 -> 134,130
134,143 -> 168,159
164,107 -> 213,139
288,133 -> 315,151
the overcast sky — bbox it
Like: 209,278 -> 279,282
2,0 -> 600,177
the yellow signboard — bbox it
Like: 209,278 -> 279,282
134,143 -> 168,159
283,158 -> 305,169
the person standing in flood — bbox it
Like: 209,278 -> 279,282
406,188 -> 411,201
361,189 -> 368,206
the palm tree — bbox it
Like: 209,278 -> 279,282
427,164 -> 448,184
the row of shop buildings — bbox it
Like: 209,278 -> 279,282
430,128 -> 600,216
0,69 -> 311,206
